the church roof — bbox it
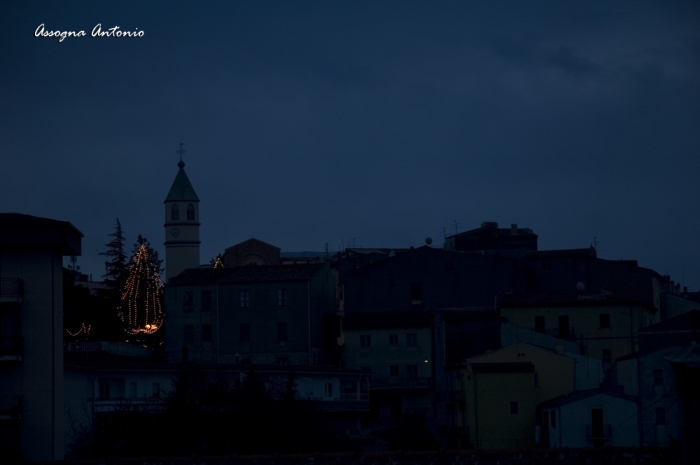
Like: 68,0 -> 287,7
165,166 -> 199,202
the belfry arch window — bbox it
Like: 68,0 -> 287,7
171,204 -> 179,221
187,204 -> 195,221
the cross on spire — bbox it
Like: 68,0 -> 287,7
175,142 -> 187,168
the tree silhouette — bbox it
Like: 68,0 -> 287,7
100,218 -> 128,294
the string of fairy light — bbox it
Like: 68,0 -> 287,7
66,323 -> 91,337
119,244 -> 164,335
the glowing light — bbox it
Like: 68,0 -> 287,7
214,257 -> 224,268
118,244 -> 164,335
66,323 -> 91,337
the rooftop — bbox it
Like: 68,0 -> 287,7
164,165 -> 199,202
523,247 -> 597,259
344,311 -> 433,330
502,292 -> 656,311
168,263 -> 326,286
540,388 -> 637,408
0,213 -> 83,255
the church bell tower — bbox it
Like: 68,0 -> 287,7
164,143 -> 200,282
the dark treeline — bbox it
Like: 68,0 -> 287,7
73,366 -> 358,458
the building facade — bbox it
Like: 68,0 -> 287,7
501,294 -> 658,368
164,264 -> 338,365
540,389 -> 639,448
0,213 -> 83,461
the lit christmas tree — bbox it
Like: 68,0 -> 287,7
211,252 -> 225,268
119,237 -> 164,335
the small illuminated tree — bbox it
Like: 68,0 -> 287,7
211,253 -> 224,268
119,236 -> 164,335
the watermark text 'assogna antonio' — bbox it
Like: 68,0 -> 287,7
34,24 -> 144,42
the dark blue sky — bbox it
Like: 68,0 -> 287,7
1,1 -> 699,289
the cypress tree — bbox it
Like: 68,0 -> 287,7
100,218 -> 128,292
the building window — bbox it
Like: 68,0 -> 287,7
360,335 -> 371,348
202,324 -> 212,342
406,333 -> 418,346
277,288 -> 287,307
186,203 -> 195,221
602,349 -> 612,364
389,334 -> 398,345
390,365 -> 399,377
152,382 -> 160,398
389,277 -> 396,288
240,290 -> 250,308
600,313 -> 611,328
183,325 -> 194,344
325,383 -> 334,397
129,382 -> 137,398
277,357 -> 289,365
410,283 -> 422,303
656,407 -> 666,425
551,410 -> 556,427
201,290 -> 212,312
171,204 -> 179,221
653,369 -> 664,386
407,364 -> 418,379
99,380 -> 111,400
360,366 -> 372,373
542,261 -> 551,272
535,316 -> 545,333
239,323 -> 250,343
510,401 -> 519,414
277,322 -> 288,342
558,315 -> 569,339
183,291 -> 193,312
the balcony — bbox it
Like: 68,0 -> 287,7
0,278 -> 23,303
308,393 -> 370,412
586,424 -> 612,447
0,336 -> 23,361
370,377 -> 431,390
90,396 -> 165,414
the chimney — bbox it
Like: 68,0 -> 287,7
511,224 -> 518,235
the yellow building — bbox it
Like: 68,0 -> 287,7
501,294 -> 658,368
453,361 -> 538,449
452,343 -> 578,449
470,343 -> 576,403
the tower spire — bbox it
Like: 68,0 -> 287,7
175,142 -> 186,168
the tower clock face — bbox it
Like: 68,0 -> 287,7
171,228 -> 180,237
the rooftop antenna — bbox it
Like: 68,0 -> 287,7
453,220 -> 460,235
352,237 -> 360,248
441,227 -> 447,240
175,142 -> 187,168
591,236 -> 604,253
